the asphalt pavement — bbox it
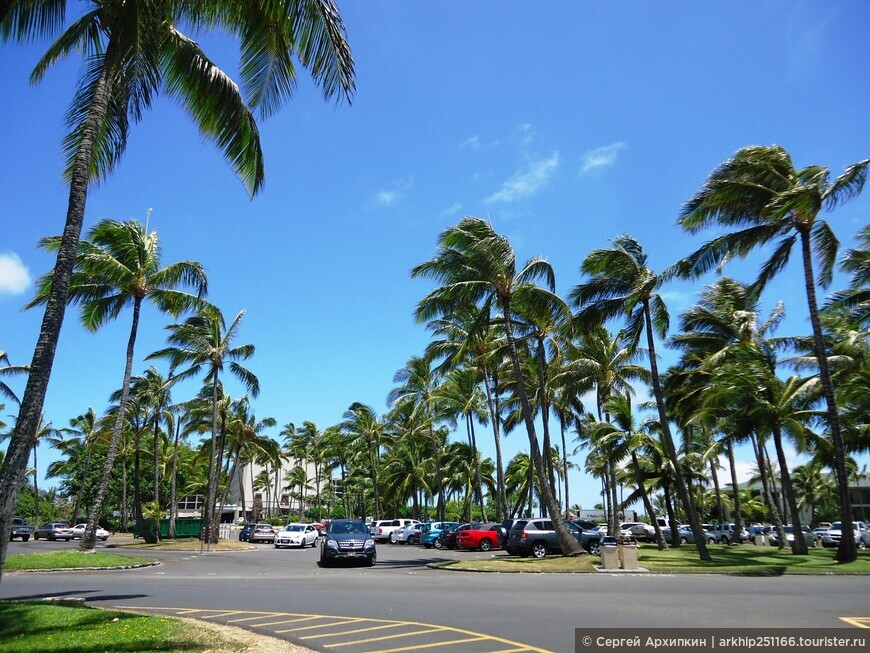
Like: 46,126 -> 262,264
1,536 -> 867,653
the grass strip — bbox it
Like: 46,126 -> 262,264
108,539 -> 253,551
5,551 -> 155,571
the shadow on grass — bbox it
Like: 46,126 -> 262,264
639,545 -> 863,575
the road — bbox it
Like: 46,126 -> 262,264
1,537 -> 867,653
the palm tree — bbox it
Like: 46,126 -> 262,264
826,225 -> 870,328
341,403 -> 388,521
57,407 -> 101,526
25,217 -> 206,550
0,351 -> 29,405
678,145 -> 869,562
571,234 -> 711,560
0,2 -> 355,576
413,217 -> 582,556
149,308 -> 259,545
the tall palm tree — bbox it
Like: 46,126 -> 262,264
413,217 -> 582,556
341,403 -> 389,521
571,234 -> 711,560
149,308 -> 259,544
826,225 -> 870,328
57,407 -> 102,526
26,218 -> 206,550
678,145 -> 869,561
0,2 -> 355,576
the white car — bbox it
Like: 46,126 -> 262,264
621,522 -> 655,541
70,523 -> 110,541
274,523 -> 319,548
391,522 -> 427,544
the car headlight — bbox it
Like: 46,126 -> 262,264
326,539 -> 339,550
364,539 -> 375,548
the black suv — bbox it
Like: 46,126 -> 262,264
320,519 -> 376,567
507,518 -> 601,557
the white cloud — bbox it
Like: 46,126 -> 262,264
376,190 -> 398,206
485,152 -> 560,204
460,135 -> 480,149
579,141 -> 627,175
0,252 -> 31,295
440,203 -> 463,218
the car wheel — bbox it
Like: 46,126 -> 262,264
719,536 -> 729,544
22,535 -> 30,542
680,536 -> 688,545
312,537 -> 318,548
434,539 -> 443,549
49,535 -> 56,541
367,552 -> 376,567
239,534 -> 244,541
859,540 -> 867,550
409,536 -> 419,545
708,538 -> 715,545
33,533 -> 39,540
479,538 -> 492,552
65,538 -> 71,541
586,541 -> 601,556
319,557 -> 331,568
531,542 -> 548,559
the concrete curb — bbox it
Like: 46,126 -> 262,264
426,562 -> 869,576
22,560 -> 161,573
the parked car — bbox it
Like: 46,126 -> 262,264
10,517 -> 34,542
369,518 -> 419,543
661,525 -> 715,545
33,523 -> 74,541
275,523 -> 319,548
708,523 -> 750,544
248,524 -> 277,543
822,521 -> 870,549
812,526 -> 829,541
70,523 -> 110,541
238,523 -> 256,541
320,519 -> 376,567
437,523 -> 475,550
621,522 -> 656,541
507,518 -> 601,558
392,522 -> 427,545
746,525 -> 772,543
421,521 -> 459,548
455,524 -> 503,552
769,525 -> 817,548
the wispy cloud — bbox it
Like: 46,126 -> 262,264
460,135 -> 481,149
0,252 -> 31,295
485,152 -> 560,204
440,203 -> 463,218
374,176 -> 414,207
579,141 -> 627,175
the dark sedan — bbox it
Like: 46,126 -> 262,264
437,523 -> 474,550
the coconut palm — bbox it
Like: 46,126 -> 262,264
341,403 -> 388,521
0,2 -> 355,575
826,225 -> 870,328
149,308 -> 259,544
678,145 -> 869,561
57,407 -> 102,526
413,217 -> 582,556
570,234 -> 711,560
25,217 -> 206,550
0,351 -> 28,405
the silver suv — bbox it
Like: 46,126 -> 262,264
369,518 -> 419,543
708,523 -> 749,544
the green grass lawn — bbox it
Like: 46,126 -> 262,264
4,551 -> 155,571
432,545 -> 870,574
0,601 -> 228,652
108,538 -> 253,551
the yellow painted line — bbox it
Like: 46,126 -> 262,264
275,618 -> 363,633
226,614 -> 281,623
174,609 -> 203,614
323,627 -> 444,647
254,616 -> 323,627
377,635 -> 487,653
840,617 -> 870,628
299,622 -> 406,640
202,611 -> 243,619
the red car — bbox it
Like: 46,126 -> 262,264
455,524 -> 502,552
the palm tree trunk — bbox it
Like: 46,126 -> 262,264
369,449 -> 380,520
501,298 -> 582,555
727,441 -> 743,544
772,428 -> 808,555
710,459 -> 724,523
609,464 -> 619,537
0,48 -> 117,578
751,433 -> 785,546
632,452 -> 667,550
664,484 -> 680,547
535,341 -> 557,492
799,230 -> 855,562
482,371 -> 507,520
32,448 -> 39,528
468,414 -> 486,521
202,374 -> 220,551
560,416 -> 570,519
152,413 -> 161,513
121,457 -> 128,532
82,296 -> 143,550
643,300 -> 711,560
168,420 -> 181,539
71,445 -> 93,527
429,424 -> 445,523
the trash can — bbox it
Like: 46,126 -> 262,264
619,541 -> 639,570
601,536 -> 619,569
754,534 -> 768,546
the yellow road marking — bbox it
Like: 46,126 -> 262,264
840,617 -> 870,628
378,635 -> 487,653
322,627 -> 444,647
299,622 -> 406,640
275,618 -> 363,633
254,617 -> 323,627
226,614 -> 282,623
202,611 -> 243,619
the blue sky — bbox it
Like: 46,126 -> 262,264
1,1 -> 868,510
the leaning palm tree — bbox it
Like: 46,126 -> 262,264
570,234 -> 712,560
678,145 -> 868,561
149,308 -> 259,546
26,218 -> 206,551
413,217 -> 582,556
0,2 -> 355,576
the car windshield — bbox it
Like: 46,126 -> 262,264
285,525 -> 304,532
330,521 -> 369,534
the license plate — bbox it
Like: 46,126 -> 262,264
346,552 -> 358,557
